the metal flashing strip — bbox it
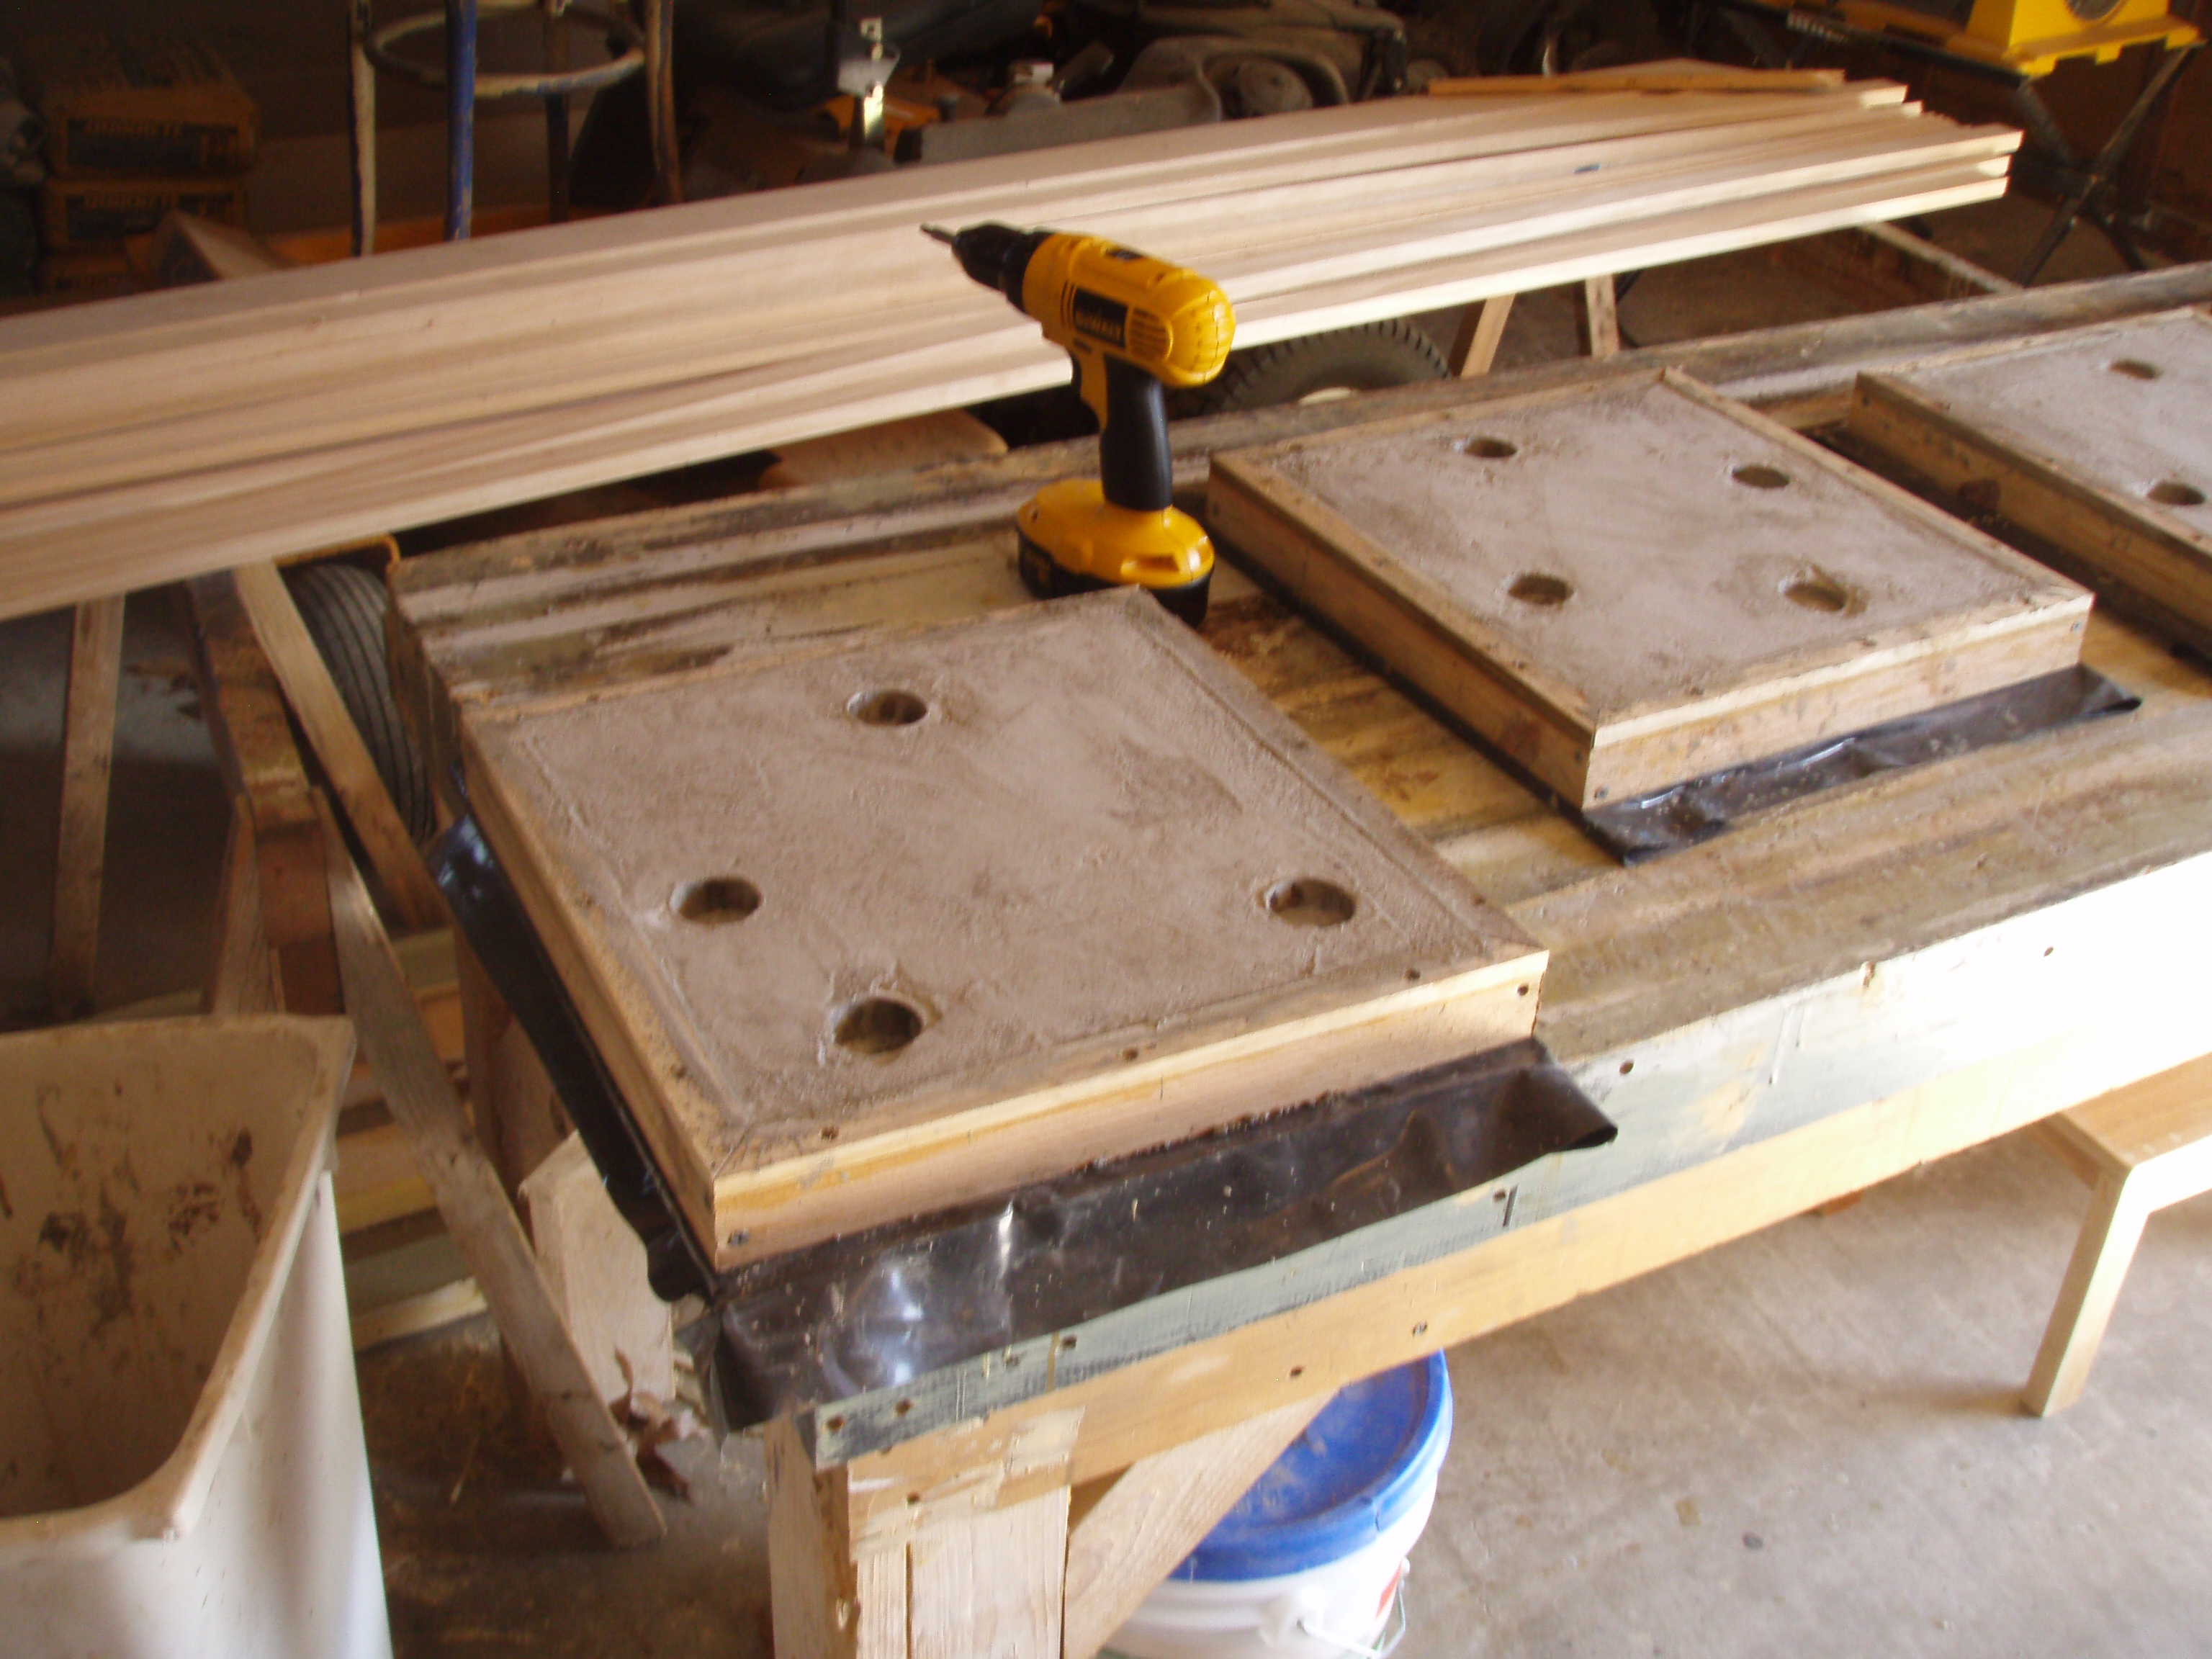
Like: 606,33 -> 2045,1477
708,1038 -> 1612,1431
1585,665 -> 2137,862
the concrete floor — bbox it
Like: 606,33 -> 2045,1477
4,189 -> 2198,1655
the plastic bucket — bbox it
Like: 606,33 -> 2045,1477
0,1017 -> 392,1659
1110,1353 -> 1453,1659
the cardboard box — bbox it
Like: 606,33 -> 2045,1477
23,37 -> 258,176
41,174 -> 246,249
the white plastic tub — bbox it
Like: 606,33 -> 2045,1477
0,1017 -> 392,1659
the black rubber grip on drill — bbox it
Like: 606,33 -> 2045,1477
1102,356 -> 1174,513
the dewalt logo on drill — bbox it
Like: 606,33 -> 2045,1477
1070,287 -> 1129,351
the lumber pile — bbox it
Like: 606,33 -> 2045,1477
0,76 -> 2015,621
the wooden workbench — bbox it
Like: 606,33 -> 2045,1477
388,264 -> 2212,1658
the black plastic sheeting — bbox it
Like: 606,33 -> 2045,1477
709,1039 -> 1613,1426
1584,666 -> 2138,862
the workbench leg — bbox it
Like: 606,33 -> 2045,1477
1577,275 -> 1621,358
910,1485 -> 1069,1659
2023,1166 -> 2149,1417
770,1411 -> 1083,1659
455,935 -> 570,1200
205,796 -> 281,1015
768,1419 -> 909,1659
48,594 -> 126,1019
1448,293 -> 1514,377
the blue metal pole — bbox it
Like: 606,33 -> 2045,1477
445,0 -> 477,240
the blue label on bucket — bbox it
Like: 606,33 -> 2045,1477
1172,1352 -> 1454,1581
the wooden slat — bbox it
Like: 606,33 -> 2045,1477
205,796 -> 280,1015
233,559 -> 445,930
0,86 -> 2010,621
48,593 -> 125,1016
183,572 -> 341,1013
1449,292 -> 1515,377
320,796 -> 664,1549
1061,1395 -> 1327,1659
1430,68 -> 1848,95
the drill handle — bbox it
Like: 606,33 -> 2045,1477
1100,354 -> 1174,513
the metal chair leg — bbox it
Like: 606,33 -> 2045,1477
446,0 -> 479,240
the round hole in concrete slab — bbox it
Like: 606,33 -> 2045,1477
1462,436 -> 1518,459
1264,877 -> 1357,927
2149,479 -> 2206,507
848,688 -> 928,727
1783,573 -> 1856,613
1732,464 -> 1791,490
2110,359 -> 2162,380
834,996 -> 924,1056
674,876 -> 760,924
1508,572 -> 1573,607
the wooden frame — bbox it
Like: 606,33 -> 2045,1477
1847,307 -> 2212,655
1207,369 -> 2089,809
460,592 -> 1547,1266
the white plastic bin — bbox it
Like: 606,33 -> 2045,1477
1,1017 -> 392,1659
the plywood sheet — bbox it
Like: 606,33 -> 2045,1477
1848,309 -> 2212,651
1208,370 -> 2090,808
463,590 -> 1545,1264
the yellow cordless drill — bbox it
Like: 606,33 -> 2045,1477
926,222 -> 1234,625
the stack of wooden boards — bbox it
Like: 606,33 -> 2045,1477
0,73 -> 2017,621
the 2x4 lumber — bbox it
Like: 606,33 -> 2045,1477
320,794 -> 664,1549
182,572 -> 341,1014
1580,275 -> 1622,356
767,1417 -> 907,1659
0,159 -> 2014,630
1449,292 -> 1516,376
0,94 -> 1996,621
1236,155 -> 2010,341
1061,1395 -> 1328,1659
0,86 -> 1902,380
48,594 -> 125,1017
0,91 -> 1917,459
205,796 -> 281,1015
1429,68 -> 1848,94
233,560 -> 446,930
0,99 -> 1937,505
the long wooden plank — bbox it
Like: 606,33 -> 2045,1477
320,796 -> 664,1549
0,102 -> 1958,508
0,158 -> 2011,626
0,86 -> 1907,380
182,572 -> 341,1014
233,560 -> 446,930
1431,68 -> 1848,94
48,593 -> 125,1017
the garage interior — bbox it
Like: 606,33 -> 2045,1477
1,6 -> 2208,1658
